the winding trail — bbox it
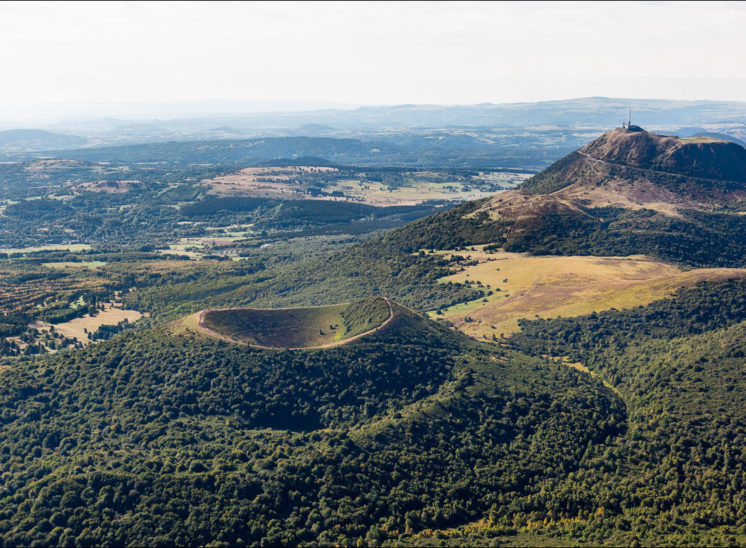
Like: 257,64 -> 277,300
197,297 -> 395,350
576,150 -> 736,186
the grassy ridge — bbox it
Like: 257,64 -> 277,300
200,297 -> 391,348
201,304 -> 347,348
340,297 -> 391,338
520,151 -> 584,194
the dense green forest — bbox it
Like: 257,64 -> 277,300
4,277 -> 746,545
0,304 -> 624,546
503,207 -> 746,268
498,280 -> 746,545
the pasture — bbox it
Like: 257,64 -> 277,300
42,261 -> 106,270
201,165 -> 527,206
33,303 -> 144,345
430,249 -> 746,339
1,243 -> 91,255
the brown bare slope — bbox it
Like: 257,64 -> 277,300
477,126 -> 746,225
522,126 -> 746,199
580,127 -> 746,183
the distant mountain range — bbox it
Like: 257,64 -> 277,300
43,96 -> 746,132
0,129 -> 86,153
3,97 -> 746,158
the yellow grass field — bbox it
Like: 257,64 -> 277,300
204,166 -> 339,198
326,179 -> 502,206
33,303 -> 145,345
429,248 -> 746,339
1,243 -> 91,254
42,261 -> 106,270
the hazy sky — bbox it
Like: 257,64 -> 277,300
2,1 -> 746,121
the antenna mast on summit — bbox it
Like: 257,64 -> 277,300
628,107 -> 632,127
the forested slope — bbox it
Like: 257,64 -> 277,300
0,302 -> 624,546
486,279 -> 746,545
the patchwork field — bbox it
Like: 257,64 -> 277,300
203,166 -> 339,198
429,248 -> 746,339
326,178 -> 514,206
0,243 -> 92,255
0,266 -> 109,313
160,226 -> 256,257
42,261 -> 106,270
182,297 -> 393,349
201,165 -> 528,205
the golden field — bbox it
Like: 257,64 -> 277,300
429,247 -> 746,339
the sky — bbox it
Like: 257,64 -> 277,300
2,1 -> 746,122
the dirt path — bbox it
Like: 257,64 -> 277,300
196,297 -> 395,350
576,151 -> 733,186
561,359 -> 622,397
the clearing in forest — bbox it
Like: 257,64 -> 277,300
430,248 -> 746,339
31,303 -> 144,345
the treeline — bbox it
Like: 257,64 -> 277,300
511,279 -> 746,361
0,312 -> 30,338
181,197 -> 441,227
503,207 -> 746,268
